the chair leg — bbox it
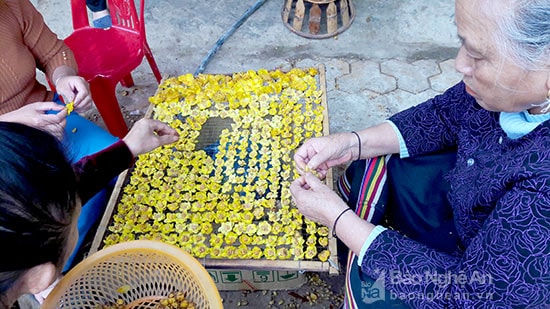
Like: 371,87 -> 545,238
144,43 -> 162,83
89,77 -> 129,138
120,74 -> 135,88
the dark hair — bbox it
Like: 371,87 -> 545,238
0,122 -> 77,294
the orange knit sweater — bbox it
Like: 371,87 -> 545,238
0,0 -> 77,114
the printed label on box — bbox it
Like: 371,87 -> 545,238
208,270 -> 219,283
206,269 -> 307,291
252,270 -> 274,283
277,271 -> 299,281
220,270 -> 243,283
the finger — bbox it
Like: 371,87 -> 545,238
34,102 -> 64,113
72,89 -> 87,105
55,108 -> 68,120
303,172 -> 323,189
59,117 -> 67,129
80,95 -> 93,108
151,121 -> 178,136
73,96 -> 93,113
290,176 -> 307,195
305,151 -> 331,171
60,90 -> 76,104
156,134 -> 180,146
293,148 -> 311,173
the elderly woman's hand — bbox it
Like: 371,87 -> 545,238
0,102 -> 67,140
290,172 -> 349,227
55,75 -> 93,113
122,118 -> 180,157
294,132 -> 358,178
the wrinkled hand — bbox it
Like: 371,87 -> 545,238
294,133 -> 357,178
0,102 -> 67,140
55,75 -> 93,113
290,173 -> 348,227
122,118 -> 180,157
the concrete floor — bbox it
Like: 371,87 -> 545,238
27,0 -> 462,308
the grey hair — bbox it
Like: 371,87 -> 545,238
493,0 -> 550,70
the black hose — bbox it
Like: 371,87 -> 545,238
194,0 -> 269,76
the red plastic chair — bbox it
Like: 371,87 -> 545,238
65,0 -> 162,138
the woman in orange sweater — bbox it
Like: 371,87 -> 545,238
0,0 -> 120,272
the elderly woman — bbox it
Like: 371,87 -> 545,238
0,119 -> 178,308
291,0 -> 549,307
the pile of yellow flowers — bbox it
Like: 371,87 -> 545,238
103,68 -> 332,262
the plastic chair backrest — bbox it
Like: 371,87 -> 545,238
71,0 -> 89,30
109,0 -> 144,35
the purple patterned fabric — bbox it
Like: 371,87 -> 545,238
361,82 -> 550,307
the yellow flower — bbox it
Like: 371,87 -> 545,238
306,235 -> 317,246
244,223 -> 258,236
317,250 -> 331,262
305,246 -> 317,260
193,244 -> 210,258
241,212 -> 254,223
188,223 -> 200,234
252,235 -> 265,245
266,235 -> 278,247
236,245 -> 250,259
280,222 -> 294,235
222,246 -> 238,259
200,222 -> 213,234
233,222 -> 246,235
317,226 -> 329,237
65,101 -> 74,115
277,247 -> 291,260
104,233 -> 120,246
318,237 -> 329,247
256,221 -> 271,236
163,233 -> 178,245
174,223 -> 186,233
291,246 -> 304,260
239,234 -> 252,245
252,207 -> 265,220
264,247 -> 277,260
271,223 -> 283,235
190,234 -> 206,244
250,246 -> 263,259
180,234 -> 191,245
224,232 -> 238,245
218,222 -> 233,234
210,247 -> 223,258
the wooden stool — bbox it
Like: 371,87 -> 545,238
282,0 -> 355,39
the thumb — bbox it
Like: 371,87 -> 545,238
303,172 -> 324,189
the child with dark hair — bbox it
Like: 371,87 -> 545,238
0,121 -> 78,308
0,118 -> 178,308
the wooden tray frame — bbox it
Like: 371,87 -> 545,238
90,65 -> 340,275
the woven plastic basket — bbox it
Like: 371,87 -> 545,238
42,240 -> 223,309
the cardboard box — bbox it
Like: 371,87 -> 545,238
207,269 -> 306,291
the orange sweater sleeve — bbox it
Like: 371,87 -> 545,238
10,0 -> 78,81
0,0 -> 78,112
